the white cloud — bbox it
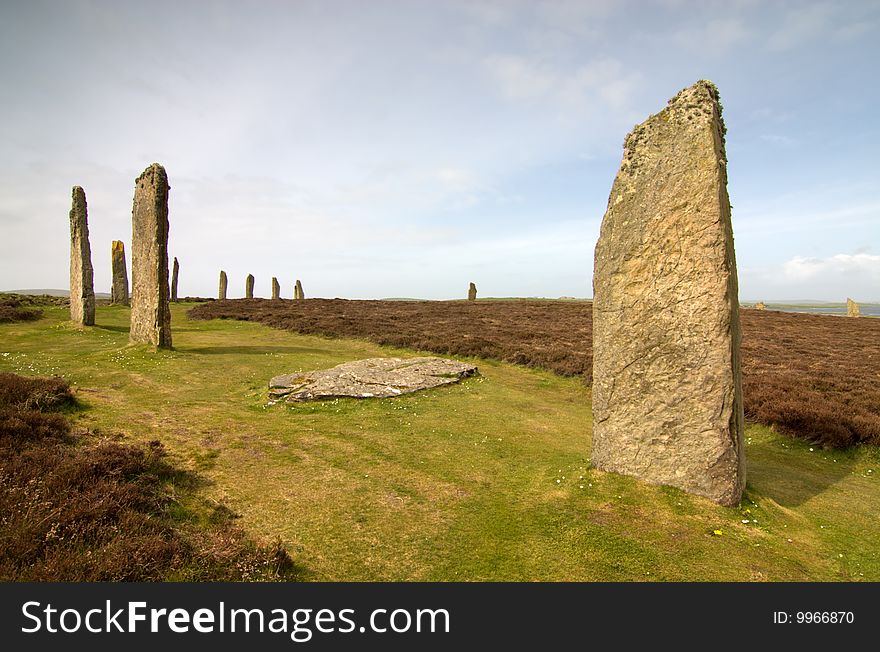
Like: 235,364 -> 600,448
833,20 -> 875,42
483,54 -> 640,115
767,3 -> 835,51
483,54 -> 556,100
782,253 -> 880,282
674,17 -> 750,54
758,133 -> 797,147
734,199 -> 880,237
740,253 -> 880,302
534,0 -> 619,35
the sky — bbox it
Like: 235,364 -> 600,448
0,0 -> 878,301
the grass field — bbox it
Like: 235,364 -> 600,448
190,298 -> 880,447
2,302 -> 878,581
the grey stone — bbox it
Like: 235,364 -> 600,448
592,80 -> 744,507
294,279 -> 304,300
245,274 -> 254,299
69,186 -> 95,326
219,270 -> 227,300
269,357 -> 478,402
129,163 -> 172,348
171,257 -> 179,302
847,298 -> 860,317
468,282 -> 477,301
110,240 -> 129,305
272,277 -> 280,300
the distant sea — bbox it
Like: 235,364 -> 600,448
754,303 -> 880,317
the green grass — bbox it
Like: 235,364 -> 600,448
2,303 -> 878,581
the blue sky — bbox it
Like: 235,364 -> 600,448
1,0 -> 878,300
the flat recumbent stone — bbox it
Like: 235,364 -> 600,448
269,357 -> 478,402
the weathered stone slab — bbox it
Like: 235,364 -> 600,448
171,257 -> 179,302
111,240 -> 129,305
129,163 -> 172,348
592,80 -> 744,506
271,277 -> 280,300
246,274 -> 254,299
219,270 -> 227,300
468,282 -> 477,301
269,357 -> 478,402
69,186 -> 95,326
294,279 -> 304,300
847,298 -> 860,317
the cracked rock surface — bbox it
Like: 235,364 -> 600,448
269,357 -> 478,402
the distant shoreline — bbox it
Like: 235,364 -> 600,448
3,289 -> 879,314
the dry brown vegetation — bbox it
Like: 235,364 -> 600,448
191,298 -> 593,377
0,372 -> 297,581
0,295 -> 44,323
189,299 -> 880,448
740,310 -> 880,448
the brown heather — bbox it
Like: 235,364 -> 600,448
0,295 -> 43,323
740,309 -> 880,448
0,373 -> 298,581
189,299 -> 880,448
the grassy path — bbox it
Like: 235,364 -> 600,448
2,303 -> 877,580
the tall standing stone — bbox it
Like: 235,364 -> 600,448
69,186 -> 95,326
246,274 -> 255,299
129,163 -> 172,348
294,279 -> 304,300
219,270 -> 228,300
592,80 -> 744,506
847,298 -> 860,317
171,257 -> 179,302
271,277 -> 281,300
468,282 -> 477,301
110,240 -> 129,305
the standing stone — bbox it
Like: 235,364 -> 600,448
219,270 -> 228,300
847,298 -> 860,317
468,282 -> 477,301
271,277 -> 281,300
129,163 -> 172,348
69,186 -> 95,326
171,257 -> 179,302
294,279 -> 305,300
592,80 -> 744,507
755,301 -> 766,311
246,274 -> 255,299
110,240 -> 130,306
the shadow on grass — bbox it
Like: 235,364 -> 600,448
183,345 -> 331,356
94,323 -> 130,334
746,440 -> 856,508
